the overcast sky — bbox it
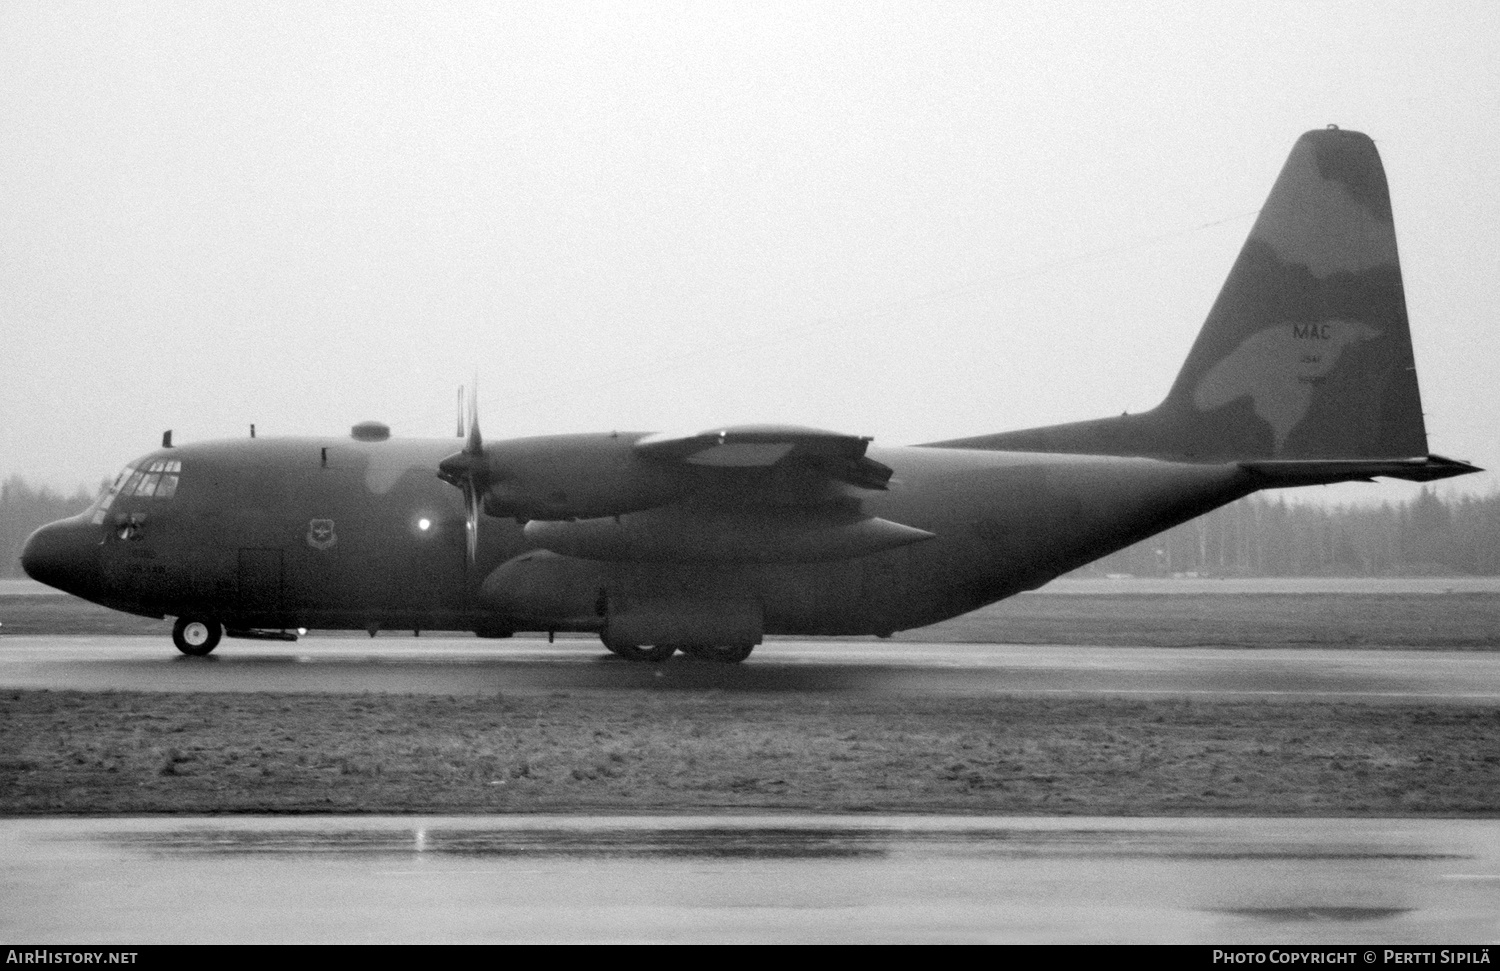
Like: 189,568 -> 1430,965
3,2 -> 1496,505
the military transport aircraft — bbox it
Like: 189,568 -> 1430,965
21,128 -> 1480,661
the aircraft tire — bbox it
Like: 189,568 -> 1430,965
605,643 -> 677,663
172,617 -> 223,657
681,644 -> 754,664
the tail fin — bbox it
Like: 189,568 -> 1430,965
936,128 -> 1478,481
1163,126 -> 1422,460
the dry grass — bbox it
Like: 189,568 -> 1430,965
3,689 -> 1498,817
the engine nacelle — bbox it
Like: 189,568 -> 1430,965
524,508 -> 934,563
479,433 -> 695,521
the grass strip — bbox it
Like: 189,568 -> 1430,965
3,689 -> 1498,816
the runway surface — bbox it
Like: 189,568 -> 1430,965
4,634 -> 1500,703
4,814 -> 1499,943
7,633 -> 1500,943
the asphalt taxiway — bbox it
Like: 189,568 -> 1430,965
3,634 -> 1500,703
4,814 -> 1499,943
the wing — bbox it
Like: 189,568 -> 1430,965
634,424 -> 894,490
509,425 -> 928,563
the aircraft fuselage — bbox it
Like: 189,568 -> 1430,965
23,434 -> 1254,639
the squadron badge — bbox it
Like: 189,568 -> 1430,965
306,519 -> 337,551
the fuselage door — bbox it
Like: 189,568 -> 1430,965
236,548 -> 284,616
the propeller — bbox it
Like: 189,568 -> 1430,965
437,384 -> 488,566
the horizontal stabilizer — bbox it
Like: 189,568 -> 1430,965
1241,454 -> 1482,487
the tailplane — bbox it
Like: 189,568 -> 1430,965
936,127 -> 1479,483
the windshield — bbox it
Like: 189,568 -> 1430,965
90,458 -> 182,524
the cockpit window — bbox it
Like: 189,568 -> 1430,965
91,466 -> 133,524
91,459 -> 182,524
127,460 -> 180,498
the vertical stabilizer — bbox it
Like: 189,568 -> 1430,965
937,128 -> 1439,467
1160,126 -> 1426,460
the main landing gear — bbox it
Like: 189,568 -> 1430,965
604,643 -> 679,663
172,617 -> 223,657
602,641 -> 755,664
680,644 -> 754,663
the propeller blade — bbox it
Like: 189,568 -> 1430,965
437,381 -> 487,567
465,378 -> 482,457
464,479 -> 480,566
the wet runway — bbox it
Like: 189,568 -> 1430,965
7,634 -> 1500,943
4,814 -> 1499,943
4,634 -> 1500,703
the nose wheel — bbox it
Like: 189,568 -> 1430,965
172,617 -> 223,656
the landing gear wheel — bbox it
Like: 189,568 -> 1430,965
172,617 -> 223,656
682,644 -> 754,664
605,642 -> 678,663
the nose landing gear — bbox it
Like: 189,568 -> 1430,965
172,617 -> 223,656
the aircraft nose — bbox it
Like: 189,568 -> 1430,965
21,517 -> 104,598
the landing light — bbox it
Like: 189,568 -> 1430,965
418,518 -> 432,531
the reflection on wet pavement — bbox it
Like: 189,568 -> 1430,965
103,824 -> 1466,862
108,826 -> 890,859
1217,907 -> 1415,924
5,816 -> 1498,943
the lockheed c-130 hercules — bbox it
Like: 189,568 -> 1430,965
21,128 -> 1480,661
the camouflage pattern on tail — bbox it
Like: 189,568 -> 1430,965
1164,126 -> 1422,460
935,128 -> 1477,481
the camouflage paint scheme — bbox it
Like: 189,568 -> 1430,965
945,127 -> 1426,462
21,129 -> 1479,659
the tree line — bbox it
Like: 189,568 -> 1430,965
1085,487 -> 1500,577
3,474 -> 1497,578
